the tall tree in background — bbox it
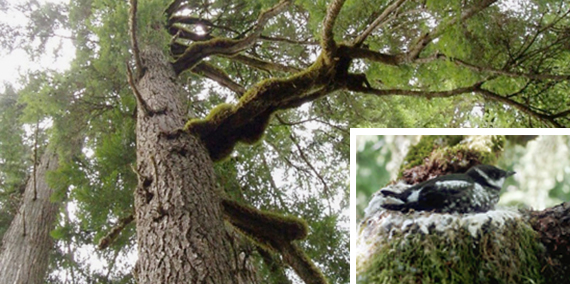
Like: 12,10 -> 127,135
0,149 -> 59,284
0,76 -> 59,284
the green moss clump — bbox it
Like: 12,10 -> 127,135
185,103 -> 234,134
491,135 -> 506,153
358,222 -> 544,284
184,103 -> 234,131
399,136 -> 506,179
401,135 -> 464,171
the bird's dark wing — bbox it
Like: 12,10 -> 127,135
413,180 -> 473,211
379,189 -> 407,200
380,174 -> 474,212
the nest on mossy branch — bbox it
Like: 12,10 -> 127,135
356,208 -> 544,284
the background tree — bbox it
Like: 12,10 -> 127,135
0,67 -> 61,284
0,148 -> 59,284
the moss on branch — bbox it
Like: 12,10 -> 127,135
221,198 -> 308,252
222,197 -> 328,284
183,44 -> 366,162
184,56 -> 330,161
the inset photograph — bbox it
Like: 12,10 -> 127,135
354,134 -> 570,284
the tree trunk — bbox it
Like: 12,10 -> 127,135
0,149 -> 59,284
133,47 -> 256,283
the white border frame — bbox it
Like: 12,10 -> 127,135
349,128 -> 570,283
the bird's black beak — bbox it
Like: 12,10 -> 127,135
506,171 -> 516,177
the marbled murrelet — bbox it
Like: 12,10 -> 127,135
379,165 -> 515,213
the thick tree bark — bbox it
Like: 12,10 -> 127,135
0,149 -> 59,284
133,47 -> 256,283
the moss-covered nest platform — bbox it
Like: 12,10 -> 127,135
356,208 -> 544,284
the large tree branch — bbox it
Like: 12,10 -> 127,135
321,0 -> 346,63
221,198 -> 327,284
182,43 -> 380,161
475,87 -> 563,127
129,0 -> 143,78
182,54 -> 338,161
418,52 -> 570,81
352,0 -> 408,47
228,54 -> 301,73
347,78 -> 485,99
192,62 -> 246,95
171,0 -> 292,74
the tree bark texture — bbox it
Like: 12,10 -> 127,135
133,47 -> 256,283
0,149 -> 59,284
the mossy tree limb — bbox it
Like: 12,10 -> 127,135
169,0 -> 292,74
182,42 -> 383,161
221,198 -> 328,284
321,0 -> 345,64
